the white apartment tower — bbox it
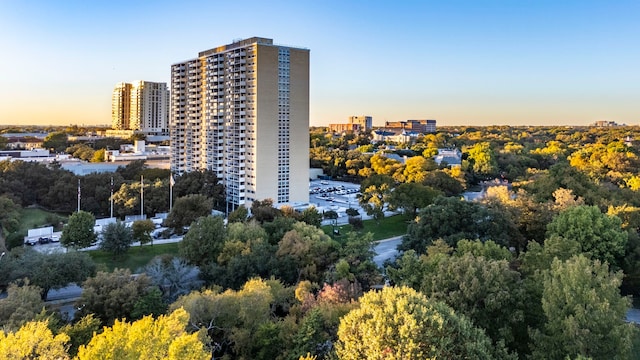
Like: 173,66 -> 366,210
111,81 -> 169,135
170,37 -> 310,208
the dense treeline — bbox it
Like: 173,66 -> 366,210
2,125 -> 640,359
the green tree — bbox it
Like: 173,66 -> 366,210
58,314 -> 101,357
60,210 -> 97,249
300,206 -> 323,227
336,286 -> 513,360
0,195 -> 20,252
358,174 -> 394,221
276,222 -> 340,283
76,308 -> 209,360
165,194 -> 213,233
0,282 -> 44,331
76,268 -> 153,325
0,320 -> 70,359
546,205 -> 627,267
228,204 -> 249,223
99,221 -> 134,258
179,215 -> 226,266
170,278 -> 277,359
251,198 -> 281,223
530,255 -> 634,360
173,169 -> 225,209
43,131 -> 68,153
388,182 -> 440,218
1,248 -> 96,300
402,196 -> 514,252
419,252 -> 526,354
132,219 -> 155,246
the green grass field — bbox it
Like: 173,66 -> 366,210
88,242 -> 179,272
322,214 -> 410,241
18,208 -> 66,234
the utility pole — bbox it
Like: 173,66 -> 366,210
77,179 -> 81,212
140,175 -> 144,217
169,173 -> 174,211
110,176 -> 114,218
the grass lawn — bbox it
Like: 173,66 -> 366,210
322,214 -> 410,241
88,242 -> 179,272
18,208 -> 66,234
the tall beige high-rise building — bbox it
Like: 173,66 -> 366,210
348,115 -> 372,131
111,81 -> 169,135
170,37 -> 310,208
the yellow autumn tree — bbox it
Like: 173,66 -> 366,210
76,307 -> 208,360
0,320 -> 70,360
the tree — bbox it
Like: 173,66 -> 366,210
76,268 -> 153,325
251,198 -> 281,223
402,196 -> 513,252
173,169 -> 225,209
1,248 -> 96,300
358,174 -> 394,221
546,205 -> 627,267
144,256 -> 202,302
0,320 -> 70,359
179,215 -> 226,266
388,182 -> 440,218
335,286 -> 513,360
42,131 -> 68,153
300,206 -> 323,227
60,210 -> 97,249
530,255 -> 634,360
100,221 -> 134,258
170,278 -> 276,358
0,195 -> 20,252
0,282 -> 45,331
58,314 -> 101,357
132,219 -> 155,246
165,194 -> 213,233
76,308 -> 209,360
116,159 -> 147,181
422,170 -> 464,196
345,208 -> 359,217
419,252 -> 526,354
228,204 -> 249,223
276,222 -> 340,283
466,141 -> 498,178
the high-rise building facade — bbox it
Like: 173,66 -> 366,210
111,81 -> 169,135
112,82 -> 132,130
348,115 -> 372,131
170,37 -> 309,208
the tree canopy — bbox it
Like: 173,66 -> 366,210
60,210 -> 97,249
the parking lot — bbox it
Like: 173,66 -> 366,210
308,179 -> 364,222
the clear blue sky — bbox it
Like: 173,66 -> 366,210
1,0 -> 638,127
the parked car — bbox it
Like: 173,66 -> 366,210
25,238 -> 38,246
38,237 -> 52,244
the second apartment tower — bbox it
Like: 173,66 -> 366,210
170,37 -> 310,208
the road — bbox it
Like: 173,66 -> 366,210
373,236 -> 403,268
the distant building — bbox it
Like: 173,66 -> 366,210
170,37 -> 310,208
371,129 -> 420,143
592,120 -> 621,127
3,136 -> 43,150
112,81 -> 169,135
329,123 -> 360,133
348,115 -> 373,131
434,148 -> 462,168
385,119 -> 436,133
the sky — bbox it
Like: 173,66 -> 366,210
0,0 -> 638,127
